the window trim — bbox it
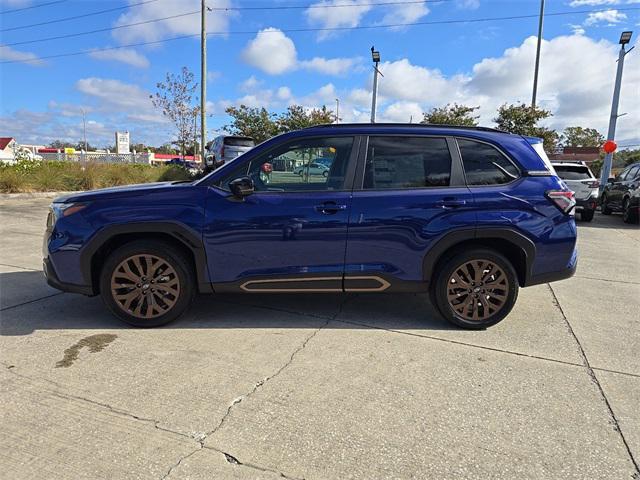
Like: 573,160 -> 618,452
454,136 -> 522,188
210,134 -> 361,195
354,134 -> 462,191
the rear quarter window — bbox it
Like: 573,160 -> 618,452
457,138 -> 519,186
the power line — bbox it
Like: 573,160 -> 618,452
2,10 -> 200,47
1,0 -> 160,32
2,6 -> 640,65
0,0 -> 67,15
210,0 -> 451,10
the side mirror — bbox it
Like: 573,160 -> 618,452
607,178 -> 615,184
228,176 -> 254,198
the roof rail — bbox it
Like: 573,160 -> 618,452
305,123 -> 510,134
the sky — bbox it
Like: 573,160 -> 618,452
0,0 -> 639,149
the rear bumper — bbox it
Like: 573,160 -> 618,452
525,248 -> 578,287
43,258 -> 94,296
575,197 -> 597,211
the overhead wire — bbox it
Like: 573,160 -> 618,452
0,0 -> 67,15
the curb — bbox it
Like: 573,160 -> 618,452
0,191 -> 77,199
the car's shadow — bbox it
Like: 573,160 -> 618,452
577,212 -> 640,230
0,270 -> 455,336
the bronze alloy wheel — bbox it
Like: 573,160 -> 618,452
110,254 -> 180,319
446,259 -> 509,322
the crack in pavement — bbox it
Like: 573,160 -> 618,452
0,262 -> 41,271
574,275 -> 640,286
159,295 -> 356,479
0,292 -> 63,311
548,284 -> 640,476
207,446 -> 305,480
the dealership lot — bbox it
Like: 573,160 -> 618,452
1,196 -> 639,479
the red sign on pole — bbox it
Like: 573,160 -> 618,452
603,140 -> 617,154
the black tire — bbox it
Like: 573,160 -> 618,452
581,209 -> 595,222
601,195 -> 612,215
322,171 -> 329,178
99,240 -> 195,327
433,248 -> 519,329
622,198 -> 638,224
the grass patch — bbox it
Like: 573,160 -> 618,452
0,160 -> 193,193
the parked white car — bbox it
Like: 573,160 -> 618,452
293,162 -> 330,177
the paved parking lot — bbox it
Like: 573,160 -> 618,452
1,195 -> 639,479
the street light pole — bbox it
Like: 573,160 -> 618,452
335,98 -> 339,124
200,0 -> 207,163
531,0 -> 545,108
81,108 -> 87,151
370,46 -> 381,123
599,31 -> 634,194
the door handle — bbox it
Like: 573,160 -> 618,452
437,198 -> 466,209
315,202 -> 347,214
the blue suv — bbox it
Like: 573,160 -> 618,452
43,124 -> 577,329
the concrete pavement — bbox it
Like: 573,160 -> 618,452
1,196 -> 639,479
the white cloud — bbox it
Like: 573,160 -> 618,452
0,45 -> 43,66
381,2 -> 430,25
456,0 -> 481,8
584,9 -> 627,25
241,28 -> 361,76
242,28 -> 297,75
569,23 -> 586,35
277,87 -> 292,100
207,71 -> 221,82
380,101 -> 424,122
305,0 -> 372,40
299,57 -> 359,75
239,75 -> 263,92
89,48 -> 149,68
112,0 -> 234,43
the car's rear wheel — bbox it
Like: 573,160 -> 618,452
581,209 -> 594,222
100,240 -> 195,327
622,198 -> 638,224
433,249 -> 518,329
322,171 -> 329,177
601,195 -> 612,215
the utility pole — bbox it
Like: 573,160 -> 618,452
599,31 -> 634,194
200,0 -> 207,163
81,108 -> 87,151
531,0 -> 545,108
335,98 -> 339,124
370,46 -> 381,123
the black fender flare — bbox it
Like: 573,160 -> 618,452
422,227 -> 536,286
80,221 -> 211,294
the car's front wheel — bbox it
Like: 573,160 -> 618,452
433,249 -> 519,329
601,195 -> 612,215
100,240 -> 195,327
622,198 -> 638,224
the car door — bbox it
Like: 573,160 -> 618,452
608,167 -> 632,207
344,135 -> 475,292
203,135 -> 358,292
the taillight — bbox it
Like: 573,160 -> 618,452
220,146 -> 225,158
546,190 -> 576,214
583,179 -> 600,188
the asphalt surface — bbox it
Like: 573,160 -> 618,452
1,195 -> 639,479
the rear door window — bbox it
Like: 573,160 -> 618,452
458,138 -> 519,186
553,165 -> 592,180
363,136 -> 451,189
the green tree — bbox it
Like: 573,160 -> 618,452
421,103 -> 479,127
224,105 -> 279,143
614,148 -> 640,167
494,103 -> 558,152
276,105 -> 334,133
151,67 -> 200,157
48,140 -> 76,150
560,127 -> 604,148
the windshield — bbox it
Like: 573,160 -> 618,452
224,137 -> 255,147
553,165 -> 592,180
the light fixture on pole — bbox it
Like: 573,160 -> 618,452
370,46 -> 383,123
335,98 -> 340,124
599,31 -> 634,194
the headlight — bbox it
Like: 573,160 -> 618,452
51,202 -> 89,220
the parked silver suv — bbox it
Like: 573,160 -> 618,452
551,161 -> 599,222
205,135 -> 255,172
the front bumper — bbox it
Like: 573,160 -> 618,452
43,258 -> 94,296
